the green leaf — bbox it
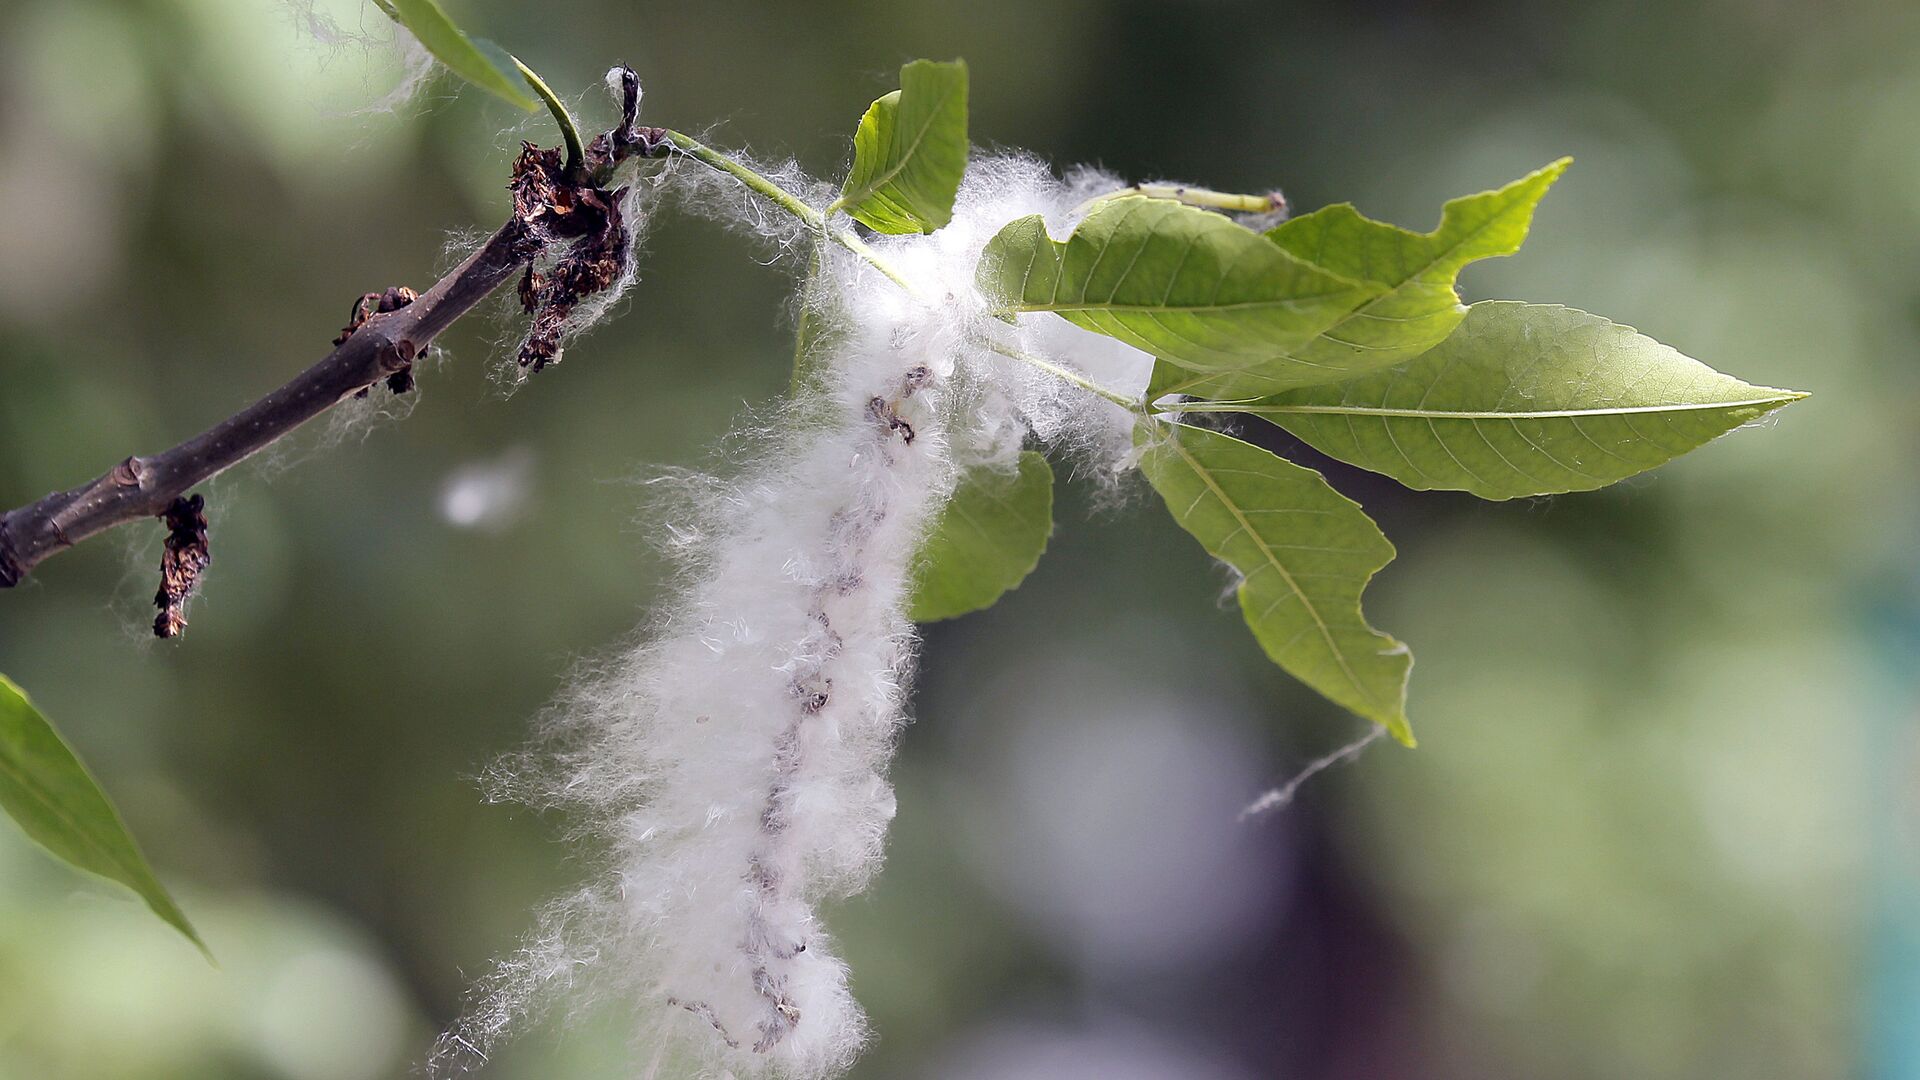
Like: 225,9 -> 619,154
1152,159 -> 1569,400
384,0 -> 538,111
832,59 -> 969,234
1206,302 -> 1807,501
1136,421 -> 1413,744
908,451 -> 1054,622
0,675 -> 207,956
978,197 -> 1381,383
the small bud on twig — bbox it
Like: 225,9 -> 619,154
335,286 -> 423,397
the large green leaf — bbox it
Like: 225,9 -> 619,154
979,197 -> 1381,383
831,59 -> 969,234
1203,302 -> 1807,501
0,676 -> 207,955
1136,422 -> 1413,744
1153,160 -> 1569,400
908,451 -> 1053,621
385,0 -> 538,111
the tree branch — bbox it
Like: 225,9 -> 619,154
0,63 -> 662,597
0,220 -> 535,588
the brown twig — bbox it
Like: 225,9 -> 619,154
0,220 -> 535,590
0,65 -> 665,596
336,286 -> 424,395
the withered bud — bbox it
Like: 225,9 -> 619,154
153,494 -> 210,639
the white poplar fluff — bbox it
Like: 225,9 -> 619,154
434,153 -> 1155,1078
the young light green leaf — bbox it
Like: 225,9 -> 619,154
384,0 -> 538,111
1152,159 -> 1569,400
1198,302 -> 1807,501
980,197 -> 1381,382
1136,421 -> 1413,744
0,675 -> 207,956
831,59 -> 969,234
908,451 -> 1053,622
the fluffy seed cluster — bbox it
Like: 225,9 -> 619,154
435,154 -> 1157,1078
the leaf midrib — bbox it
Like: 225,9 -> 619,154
1015,292 -> 1360,315
1156,186 -> 1542,398
0,750 -> 150,891
1164,429 -> 1377,712
1223,395 -> 1802,421
1293,167 -> 1562,328
839,80 -> 961,210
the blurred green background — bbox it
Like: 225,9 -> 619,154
1,0 -> 1916,1077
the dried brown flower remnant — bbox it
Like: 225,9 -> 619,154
153,495 -> 210,639
509,142 -> 634,373
509,142 -> 571,228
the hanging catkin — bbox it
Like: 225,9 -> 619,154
434,153 -> 1154,1079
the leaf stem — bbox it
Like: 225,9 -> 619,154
789,239 -> 828,395
975,338 -> 1138,410
659,130 -> 920,295
658,131 -> 1144,412
514,58 -> 586,178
